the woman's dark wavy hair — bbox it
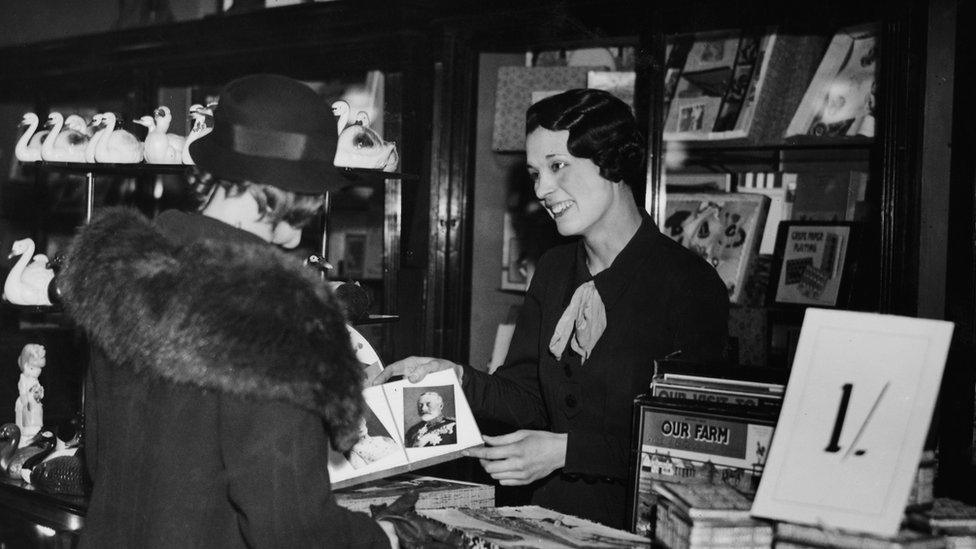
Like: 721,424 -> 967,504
526,88 -> 645,189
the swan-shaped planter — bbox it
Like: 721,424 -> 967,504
3,238 -> 53,306
331,101 -> 398,172
182,103 -> 214,166
64,114 -> 93,138
84,113 -> 109,163
14,113 -> 48,162
141,106 -> 185,164
94,112 -> 144,164
40,112 -> 88,163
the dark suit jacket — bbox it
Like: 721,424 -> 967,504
62,209 -> 389,549
463,216 -> 729,528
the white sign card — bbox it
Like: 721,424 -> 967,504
750,309 -> 953,537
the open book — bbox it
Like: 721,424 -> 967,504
328,368 -> 484,489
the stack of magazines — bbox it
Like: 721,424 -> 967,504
335,474 -> 494,513
773,522 -> 946,549
652,481 -> 773,549
629,360 -> 786,534
419,505 -> 652,548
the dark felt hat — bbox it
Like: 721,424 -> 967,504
189,74 -> 345,194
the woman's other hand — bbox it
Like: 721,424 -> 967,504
465,430 -> 567,485
369,356 -> 463,386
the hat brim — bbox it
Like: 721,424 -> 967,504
189,135 -> 350,194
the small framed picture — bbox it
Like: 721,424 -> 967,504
773,222 -> 859,307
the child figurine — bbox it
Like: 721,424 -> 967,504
15,344 -> 45,446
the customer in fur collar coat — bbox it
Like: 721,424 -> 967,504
17,75 -> 399,548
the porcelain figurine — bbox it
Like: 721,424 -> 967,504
94,112 -> 144,163
14,113 -> 48,162
84,113 -> 109,163
15,343 -> 46,445
141,106 -> 185,164
4,238 -> 54,306
331,100 -> 398,172
182,103 -> 215,165
0,423 -> 18,473
40,112 -> 88,163
6,430 -> 55,479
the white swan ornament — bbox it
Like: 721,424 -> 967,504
333,107 -> 399,172
3,239 -> 53,306
40,113 -> 88,163
63,115 -> 92,138
14,113 -> 48,162
182,104 -> 214,165
94,112 -> 143,164
142,106 -> 185,164
331,100 -> 351,136
84,114 -> 109,163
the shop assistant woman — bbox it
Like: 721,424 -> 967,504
376,89 -> 730,528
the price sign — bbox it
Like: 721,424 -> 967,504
750,309 -> 953,537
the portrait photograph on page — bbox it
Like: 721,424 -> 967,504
402,385 -> 458,448
344,405 -> 401,470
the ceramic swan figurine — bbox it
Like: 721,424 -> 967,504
64,114 -> 93,138
142,106 -> 185,164
6,430 -> 55,479
133,115 -> 155,132
332,100 -> 352,136
0,424 -> 18,473
95,112 -> 143,163
40,112 -> 88,163
182,103 -> 214,165
333,104 -> 399,172
84,114 -> 109,163
3,238 -> 54,306
14,113 -> 48,162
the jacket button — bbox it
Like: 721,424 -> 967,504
565,395 -> 578,408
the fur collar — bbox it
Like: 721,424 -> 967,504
58,208 -> 365,450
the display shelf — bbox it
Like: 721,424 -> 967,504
0,477 -> 86,534
353,314 -> 399,325
31,161 -> 190,177
29,161 -> 418,182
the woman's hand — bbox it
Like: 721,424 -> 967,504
370,356 -> 464,386
465,430 -> 568,486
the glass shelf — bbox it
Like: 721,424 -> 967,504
27,162 -> 418,182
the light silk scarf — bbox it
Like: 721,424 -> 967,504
548,280 -> 607,364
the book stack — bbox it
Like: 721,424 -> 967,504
650,373 -> 784,410
335,474 -> 494,513
420,505 -> 652,548
906,498 -> 976,549
652,481 -> 773,549
774,522 -> 946,549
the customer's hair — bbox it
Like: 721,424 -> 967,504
526,88 -> 645,188
190,170 -> 324,228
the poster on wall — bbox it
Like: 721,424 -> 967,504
773,222 -> 858,307
785,24 -> 878,139
663,28 -> 778,141
661,192 -> 770,303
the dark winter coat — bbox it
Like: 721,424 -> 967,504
59,208 -> 388,548
463,216 -> 729,528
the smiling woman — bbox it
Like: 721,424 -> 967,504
379,88 -> 730,528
